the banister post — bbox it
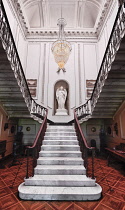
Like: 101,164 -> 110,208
26,148 -> 29,179
92,149 -> 95,179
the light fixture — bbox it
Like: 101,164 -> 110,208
51,18 -> 72,72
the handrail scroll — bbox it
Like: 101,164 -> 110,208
26,110 -> 48,179
74,111 -> 95,179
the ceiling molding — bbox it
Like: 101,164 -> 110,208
6,0 -> 115,39
6,0 -> 28,38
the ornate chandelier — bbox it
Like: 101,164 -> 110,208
51,18 -> 72,72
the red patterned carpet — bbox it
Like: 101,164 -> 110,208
0,156 -> 125,210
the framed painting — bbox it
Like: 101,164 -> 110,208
86,80 -> 96,88
27,79 -> 37,87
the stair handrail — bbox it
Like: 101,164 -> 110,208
26,109 -> 48,178
75,99 -> 92,119
74,3 -> 125,120
91,3 -> 124,112
74,111 -> 95,179
0,0 -> 47,120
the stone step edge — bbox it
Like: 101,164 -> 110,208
18,183 -> 102,201
39,151 -> 81,153
37,157 -> 83,160
35,165 -> 85,169
25,174 -> 94,181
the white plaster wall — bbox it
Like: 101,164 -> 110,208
3,0 -> 27,71
25,41 -> 98,122
3,1 -> 16,38
3,0 -> 119,123
97,0 -> 118,69
16,30 -> 27,71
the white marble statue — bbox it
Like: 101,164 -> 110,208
55,86 -> 68,115
56,86 -> 67,109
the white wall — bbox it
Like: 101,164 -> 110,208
3,0 -> 119,123
3,0 -> 27,71
97,0 -> 118,69
25,40 -> 98,122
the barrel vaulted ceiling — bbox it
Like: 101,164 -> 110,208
8,0 -> 116,38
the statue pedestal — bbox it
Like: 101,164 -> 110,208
55,109 -> 68,116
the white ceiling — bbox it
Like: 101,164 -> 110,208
10,0 -> 114,38
21,0 -> 107,28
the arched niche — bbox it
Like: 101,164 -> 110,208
54,80 -> 69,115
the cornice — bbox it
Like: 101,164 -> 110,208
7,0 -> 28,37
95,0 -> 117,37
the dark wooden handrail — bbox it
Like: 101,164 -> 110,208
74,111 -> 95,179
74,112 -> 93,149
26,110 -> 48,178
27,110 -> 48,149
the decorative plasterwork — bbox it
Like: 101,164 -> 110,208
6,0 -> 28,37
6,0 -> 116,39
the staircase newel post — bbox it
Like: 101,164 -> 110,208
26,148 -> 29,179
92,149 -> 95,179
85,148 -> 88,177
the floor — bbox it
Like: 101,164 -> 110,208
0,155 -> 125,210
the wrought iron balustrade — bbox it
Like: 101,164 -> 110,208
26,110 -> 48,178
74,111 -> 95,179
91,3 -> 125,113
75,100 -> 92,119
0,1 -> 47,120
75,3 -> 125,120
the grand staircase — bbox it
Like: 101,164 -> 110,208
19,125 -> 102,201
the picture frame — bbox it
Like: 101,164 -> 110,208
86,80 -> 96,88
29,88 -> 36,97
86,124 -> 101,136
27,79 -> 37,87
87,89 -> 93,98
22,124 -> 36,135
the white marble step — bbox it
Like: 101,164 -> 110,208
45,132 -> 76,136
37,157 -> 83,165
39,150 -> 82,157
47,128 -> 75,132
34,165 -> 86,175
19,183 -> 102,200
24,175 -> 95,187
44,136 -> 77,140
41,145 -> 80,151
42,140 -> 78,145
48,126 -> 74,129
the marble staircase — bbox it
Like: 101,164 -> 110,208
18,125 -> 102,200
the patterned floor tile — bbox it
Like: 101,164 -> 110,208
0,156 -> 125,210
0,178 -> 6,189
35,202 -> 57,210
0,194 -> 19,209
106,189 -> 125,202
100,195 -> 125,210
48,201 -> 73,210
20,200 -> 47,210
94,203 -> 114,210
74,201 -> 99,210
115,181 -> 125,192
0,186 -> 12,197
3,203 -> 25,210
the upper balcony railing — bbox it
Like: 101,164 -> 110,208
0,1 -> 47,120
75,3 -> 125,120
